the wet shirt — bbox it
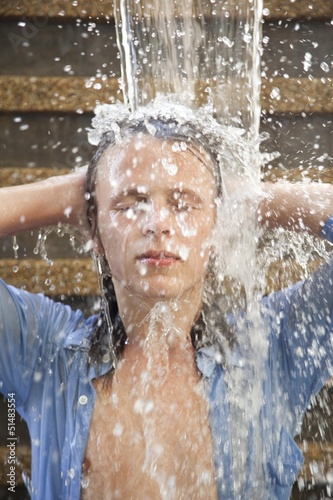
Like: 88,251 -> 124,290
1,260 -> 333,499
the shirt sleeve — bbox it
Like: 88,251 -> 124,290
265,258 -> 333,418
0,279 -> 86,411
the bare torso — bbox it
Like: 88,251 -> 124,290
81,344 -> 217,499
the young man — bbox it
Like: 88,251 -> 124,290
1,104 -> 333,499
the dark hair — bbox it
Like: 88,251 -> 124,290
86,117 -> 222,231
86,114 -> 235,368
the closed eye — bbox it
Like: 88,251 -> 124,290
172,201 -> 197,212
170,188 -> 202,212
170,196 -> 201,212
133,200 -> 151,212
112,199 -> 151,213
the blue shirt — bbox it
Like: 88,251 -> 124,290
1,259 -> 333,499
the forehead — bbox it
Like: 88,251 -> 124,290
96,134 -> 216,193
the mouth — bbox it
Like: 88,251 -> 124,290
137,250 -> 181,267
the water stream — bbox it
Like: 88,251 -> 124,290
114,0 -> 262,139
111,0 -> 269,496
107,1 -> 333,497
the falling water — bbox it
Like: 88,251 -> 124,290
112,0 -> 269,497
114,0 -> 263,139
93,3 -> 330,494
112,0 -> 265,306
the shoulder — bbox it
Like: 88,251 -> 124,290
262,257 -> 333,329
0,278 -> 96,345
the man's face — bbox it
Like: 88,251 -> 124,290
95,134 -> 217,302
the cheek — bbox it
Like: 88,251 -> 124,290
175,208 -> 215,238
99,211 -> 135,243
190,211 -> 215,244
175,213 -> 198,238
100,227 -> 127,282
98,213 -> 125,263
98,212 -> 140,275
185,220 -> 214,267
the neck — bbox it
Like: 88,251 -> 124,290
113,281 -> 203,351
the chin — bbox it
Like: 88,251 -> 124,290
130,276 -> 186,301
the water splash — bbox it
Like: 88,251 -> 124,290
32,225 -> 86,264
132,301 -> 216,498
33,229 -> 54,265
114,0 -> 263,139
12,236 -> 19,259
110,1 -> 276,496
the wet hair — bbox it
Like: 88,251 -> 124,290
86,113 -> 236,367
86,117 -> 222,233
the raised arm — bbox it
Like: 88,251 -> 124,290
0,170 -> 88,238
258,181 -> 333,239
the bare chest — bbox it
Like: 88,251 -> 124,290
81,361 -> 217,499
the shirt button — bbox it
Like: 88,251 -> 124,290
102,353 -> 111,363
79,395 -> 88,406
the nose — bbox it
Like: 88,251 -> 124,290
141,202 -> 172,238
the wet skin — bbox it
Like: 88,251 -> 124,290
81,135 -> 218,499
95,134 -> 217,310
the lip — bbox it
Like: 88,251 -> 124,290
137,250 -> 180,267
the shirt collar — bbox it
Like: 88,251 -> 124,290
62,315 -> 97,350
196,344 -> 245,378
62,316 -> 245,380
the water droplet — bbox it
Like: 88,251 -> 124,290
162,157 -> 178,175
320,62 -> 329,73
125,208 -> 135,219
113,422 -> 124,436
64,206 -> 72,218
67,468 -> 75,479
179,245 -> 190,260
220,36 -> 234,48
243,33 -> 252,44
34,372 -> 43,382
81,476 -> 90,489
302,52 -> 312,72
138,263 -> 148,276
270,87 -> 281,100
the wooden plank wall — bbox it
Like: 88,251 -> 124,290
0,1 -> 332,497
